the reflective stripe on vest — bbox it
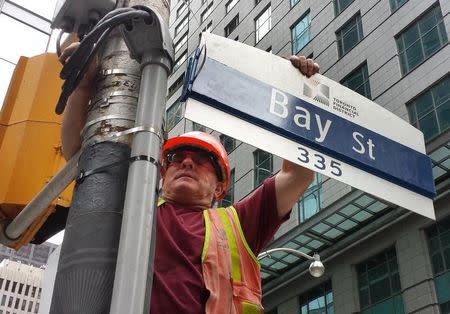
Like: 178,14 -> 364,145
203,207 -> 262,314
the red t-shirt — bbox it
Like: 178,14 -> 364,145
151,176 -> 286,313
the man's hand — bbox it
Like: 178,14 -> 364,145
273,55 -> 319,218
58,42 -> 79,65
289,55 -> 320,78
59,42 -> 98,90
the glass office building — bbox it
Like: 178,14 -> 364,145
167,0 -> 449,313
0,0 -> 449,313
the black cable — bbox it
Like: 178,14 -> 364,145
60,10 -> 139,79
67,10 -> 149,81
55,7 -> 153,114
56,29 -> 65,58
60,8 -> 137,80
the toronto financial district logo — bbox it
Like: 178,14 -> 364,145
303,78 -> 330,107
303,78 -> 360,119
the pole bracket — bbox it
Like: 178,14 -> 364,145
120,6 -> 174,73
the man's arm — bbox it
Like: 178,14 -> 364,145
273,56 -> 319,218
59,42 -> 96,160
61,86 -> 93,159
275,161 -> 314,219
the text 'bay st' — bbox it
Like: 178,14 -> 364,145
269,88 -> 376,161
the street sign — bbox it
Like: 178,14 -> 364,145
182,33 -> 436,220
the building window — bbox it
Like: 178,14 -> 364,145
407,75 -> 449,142
298,174 -> 322,222
174,51 -> 187,71
166,101 -> 183,131
219,169 -> 235,207
226,0 -> 238,13
11,281 -> 17,293
334,0 -> 354,15
225,14 -> 239,37
291,0 -> 300,7
427,217 -> 450,312
175,15 -> 189,36
220,134 -> 236,154
390,0 -> 408,12
336,13 -> 363,57
201,2 -> 213,23
255,6 -> 271,43
203,21 -> 213,33
174,33 -> 188,53
168,73 -> 185,98
254,149 -> 273,187
396,5 -> 448,76
341,62 -> 371,99
291,13 -> 311,54
299,281 -> 334,314
357,247 -> 404,313
176,2 -> 187,18
16,245 -> 31,258
193,122 -> 206,132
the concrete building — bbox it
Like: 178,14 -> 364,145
0,260 -> 44,314
38,246 -> 60,314
167,0 -> 449,313
0,243 -> 58,269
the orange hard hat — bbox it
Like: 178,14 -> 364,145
161,131 -> 230,200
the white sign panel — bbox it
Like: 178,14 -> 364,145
182,33 -> 436,220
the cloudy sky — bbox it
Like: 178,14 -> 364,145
0,0 -> 60,110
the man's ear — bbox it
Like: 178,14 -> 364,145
214,182 -> 225,199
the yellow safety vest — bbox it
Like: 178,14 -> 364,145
157,200 -> 262,313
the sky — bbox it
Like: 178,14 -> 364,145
0,0 -> 59,110
47,230 -> 64,245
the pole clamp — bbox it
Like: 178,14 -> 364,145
106,125 -> 163,140
76,155 -> 159,184
100,69 -> 140,78
120,5 -> 174,73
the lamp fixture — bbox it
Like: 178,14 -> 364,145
257,248 -> 325,278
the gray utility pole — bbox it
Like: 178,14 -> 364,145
50,1 -> 171,313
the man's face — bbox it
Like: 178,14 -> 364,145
161,148 -> 224,207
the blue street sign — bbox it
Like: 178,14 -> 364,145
183,57 -> 435,198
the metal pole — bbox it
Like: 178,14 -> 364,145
49,1 -> 171,313
110,50 -> 171,314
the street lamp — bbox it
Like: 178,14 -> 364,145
257,248 -> 325,278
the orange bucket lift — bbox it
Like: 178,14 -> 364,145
0,53 -> 75,250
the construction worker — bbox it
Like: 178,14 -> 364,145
60,43 -> 319,313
